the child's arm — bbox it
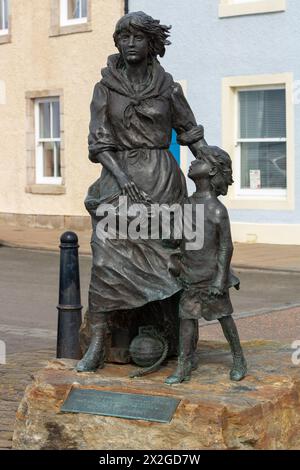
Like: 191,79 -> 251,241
209,204 -> 233,296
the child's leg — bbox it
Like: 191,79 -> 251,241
165,318 -> 196,385
218,316 -> 247,381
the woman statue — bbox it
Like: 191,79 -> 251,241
77,11 -> 206,372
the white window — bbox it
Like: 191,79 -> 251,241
35,98 -> 62,184
233,0 -> 262,3
60,0 -> 87,26
0,0 -> 8,35
219,0 -> 286,17
236,87 -> 286,197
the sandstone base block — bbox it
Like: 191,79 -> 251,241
12,340 -> 300,450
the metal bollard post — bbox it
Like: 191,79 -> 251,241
57,231 -> 82,359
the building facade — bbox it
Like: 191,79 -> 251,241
130,0 -> 299,244
1,1 -> 299,244
0,0 -> 124,230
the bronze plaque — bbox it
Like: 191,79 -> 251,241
61,387 -> 180,423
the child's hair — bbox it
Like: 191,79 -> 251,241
196,146 -> 233,196
113,11 -> 171,60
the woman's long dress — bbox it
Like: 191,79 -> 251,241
86,54 -> 201,314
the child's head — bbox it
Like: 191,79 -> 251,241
188,146 -> 233,196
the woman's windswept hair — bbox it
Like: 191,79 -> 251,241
113,11 -> 171,59
197,146 -> 234,196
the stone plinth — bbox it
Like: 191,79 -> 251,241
12,341 -> 300,450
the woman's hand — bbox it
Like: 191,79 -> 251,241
116,172 -> 150,202
93,151 -> 150,202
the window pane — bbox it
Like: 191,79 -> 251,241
4,0 -> 8,29
42,142 -> 61,178
240,142 -> 286,189
68,0 -> 80,19
0,0 -> 8,30
55,142 -> 61,177
39,102 -> 51,139
239,89 -> 286,139
52,101 -> 60,139
43,142 -> 55,177
81,0 -> 87,17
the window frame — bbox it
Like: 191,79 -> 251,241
219,0 -> 286,18
60,0 -> 88,27
34,97 -> 62,185
222,73 -> 295,211
50,0 -> 91,38
235,85 -> 287,198
0,0 -> 9,38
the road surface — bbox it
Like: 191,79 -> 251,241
1,246 -> 300,354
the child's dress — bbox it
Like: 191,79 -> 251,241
179,193 -> 240,321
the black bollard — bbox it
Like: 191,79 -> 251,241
57,231 -> 82,359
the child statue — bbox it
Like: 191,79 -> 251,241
165,146 -> 247,385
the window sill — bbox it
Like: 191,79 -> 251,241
0,33 -> 11,45
224,193 -> 294,211
61,18 -> 88,27
26,185 -> 66,195
49,22 -> 92,37
219,0 -> 286,18
235,189 -> 287,198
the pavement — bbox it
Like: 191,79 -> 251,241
0,223 -> 300,450
0,221 -> 300,272
0,350 -> 51,450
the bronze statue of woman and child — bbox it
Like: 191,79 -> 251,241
76,11 -> 247,384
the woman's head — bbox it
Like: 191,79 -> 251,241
113,11 -> 171,61
188,146 -> 233,196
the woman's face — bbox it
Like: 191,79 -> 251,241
118,27 -> 149,64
